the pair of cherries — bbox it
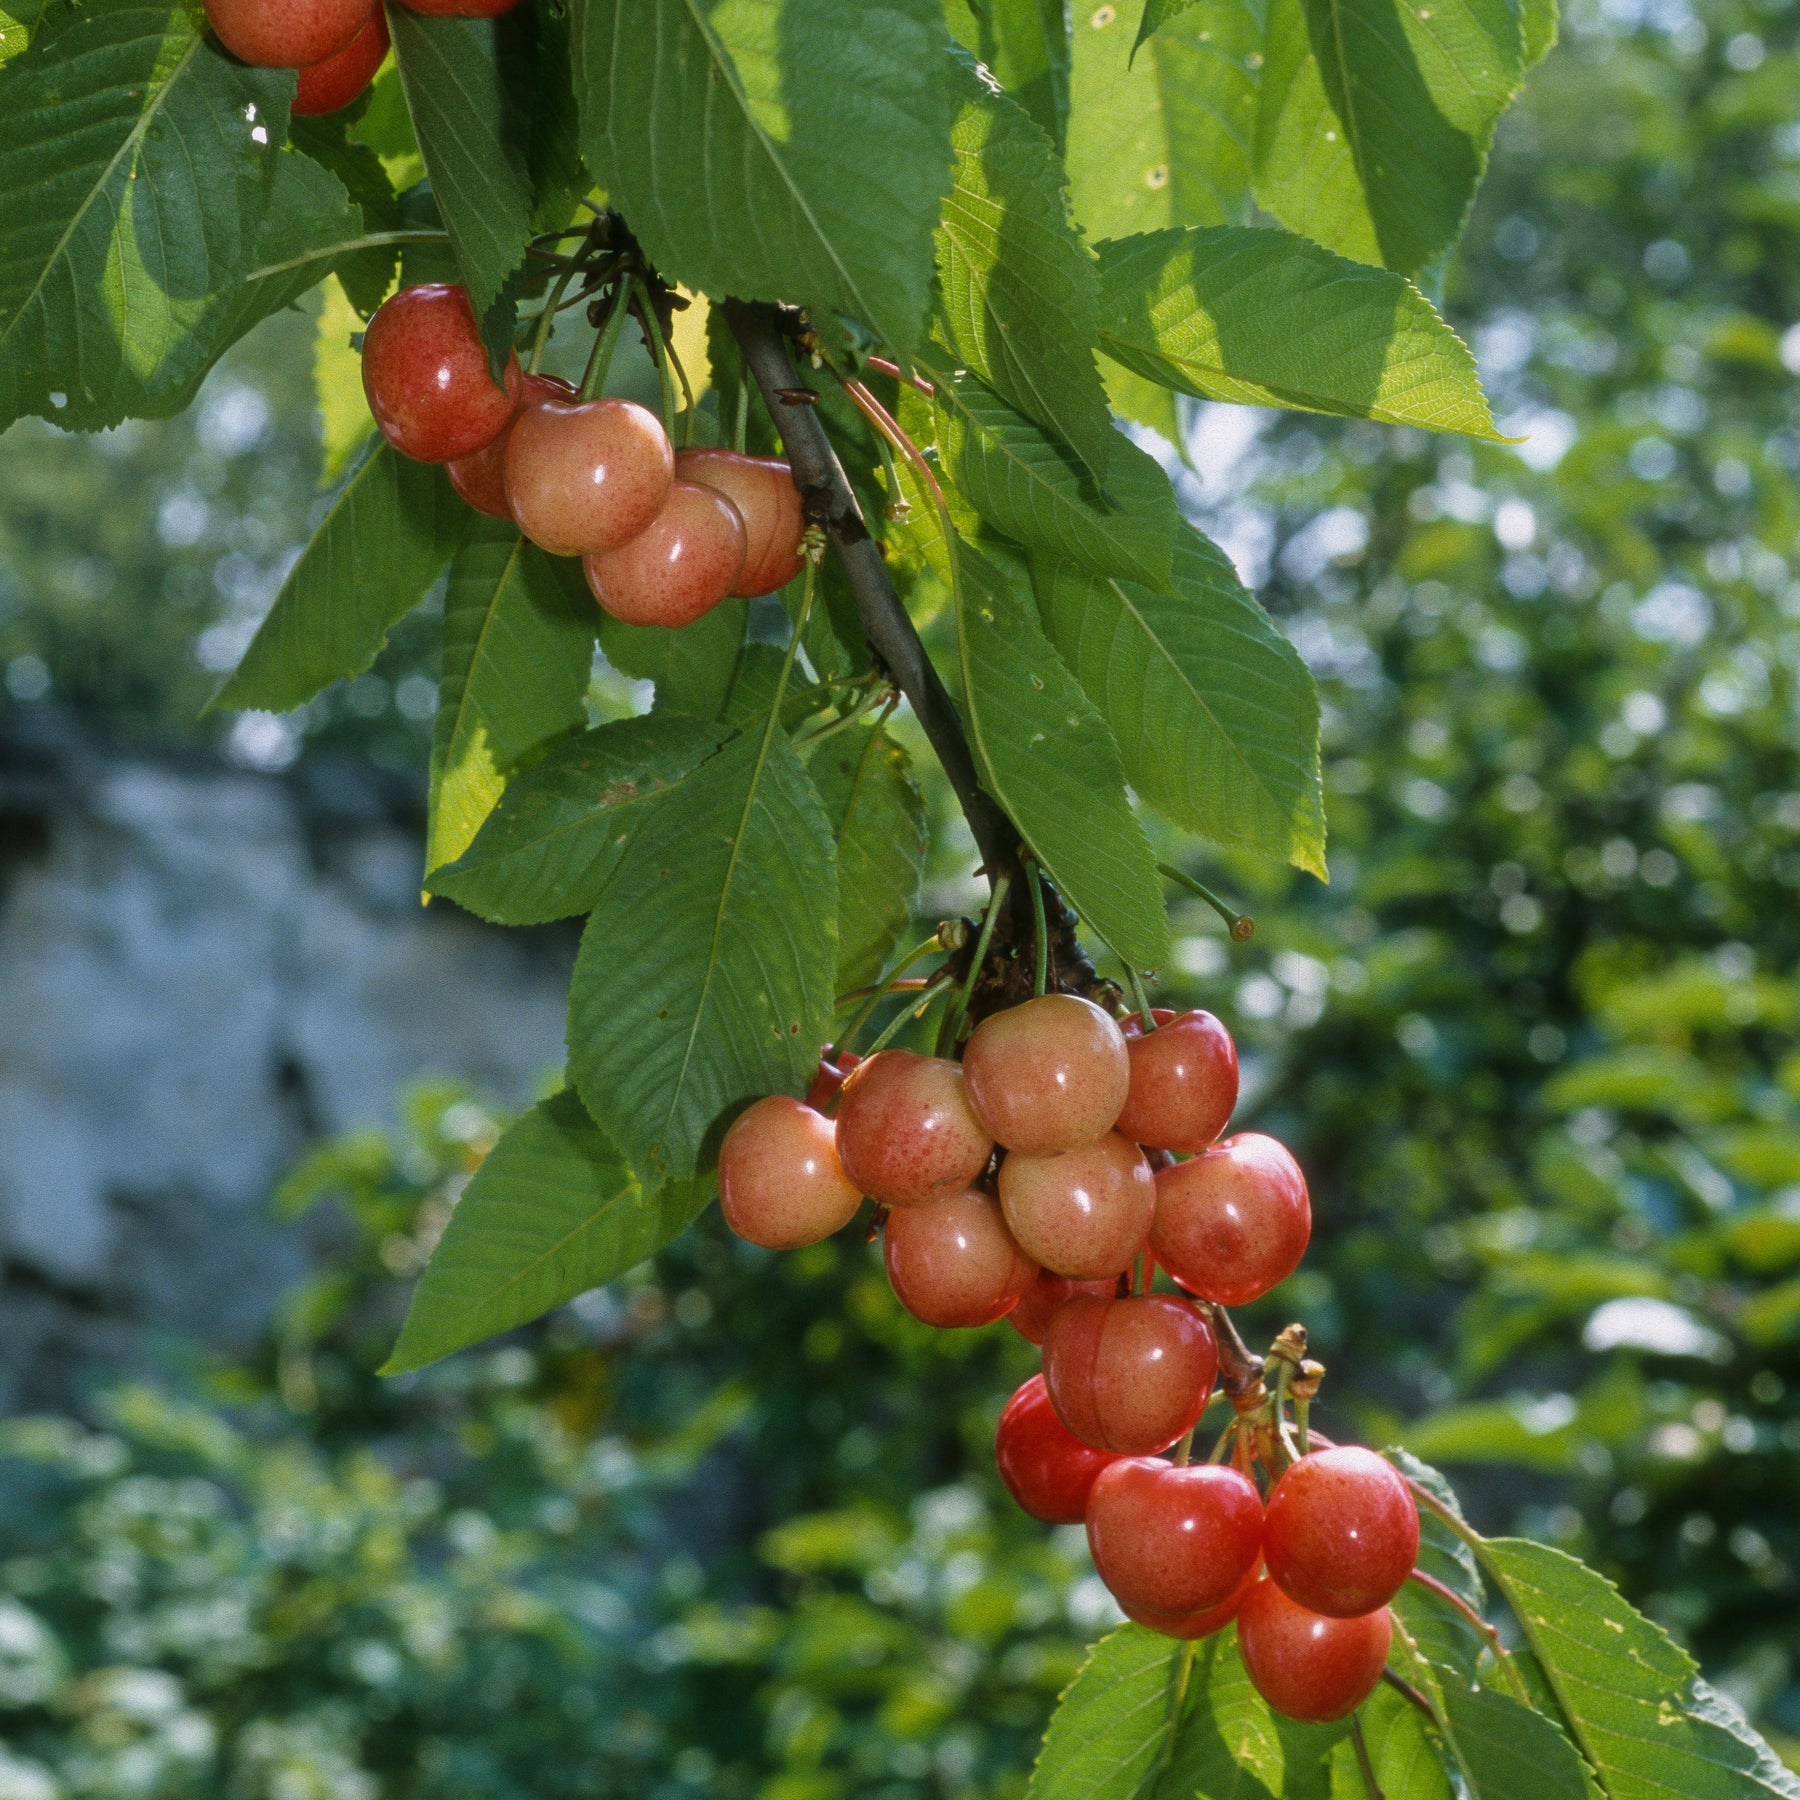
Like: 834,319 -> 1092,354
360,285 -> 807,626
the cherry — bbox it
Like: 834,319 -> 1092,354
204,0 -> 373,67
362,284 -> 520,464
1006,1267 -> 1116,1346
1086,1458 -> 1264,1615
396,0 -> 522,13
1042,1293 -> 1216,1455
1115,1009 -> 1239,1153
1149,1133 -> 1310,1308
504,395 -> 674,556
1263,1447 -> 1419,1619
716,1094 -> 862,1250
584,481 -> 747,628
963,994 -> 1131,1155
1235,1580 -> 1392,1723
1123,1558 -> 1262,1641
834,1051 -> 994,1207
883,1189 -> 1033,1329
292,5 -> 388,113
804,1049 -> 862,1112
446,372 -> 574,519
997,1132 -> 1155,1279
994,1374 -> 1122,1523
675,449 -> 807,597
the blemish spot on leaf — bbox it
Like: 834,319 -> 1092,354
1090,3 -> 1116,24
1145,164 -> 1170,190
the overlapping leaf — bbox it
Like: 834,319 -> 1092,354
1328,1682 -> 1451,1798
945,0 -> 1071,152
1024,1625 -> 1181,1798
599,602 -> 751,723
1166,1634 -> 1344,1798
1438,1683 -> 1602,1800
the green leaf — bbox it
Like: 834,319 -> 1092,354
567,724 -> 838,1182
1252,0 -> 1522,276
1328,1682 -> 1452,1798
0,1 -> 48,67
0,3 -> 292,431
1034,525 -> 1326,879
1438,1683 -> 1603,1800
1131,0 -> 1201,60
388,5 -> 535,313
1522,0 -> 1559,68
427,528 -> 598,875
1167,1632 -> 1345,1798
948,0 -> 1071,153
1386,1449 -> 1488,1682
1066,0 -> 1262,242
808,722 -> 927,991
515,0 -> 586,232
957,542 -> 1170,971
600,601 -> 752,723
382,1090 -> 711,1374
1096,225 -> 1501,437
430,715 -> 732,925
938,54 -> 1115,477
216,438 -> 465,714
1025,1624 -> 1180,1798
287,110 -> 403,316
571,0 -> 954,357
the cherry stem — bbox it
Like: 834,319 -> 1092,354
630,279 -> 679,441
528,261 -> 580,375
660,324 -> 698,448
792,682 -> 897,757
1405,1570 -> 1534,1707
1025,857 -> 1050,996
579,284 -> 633,402
1154,1639 -> 1200,1781
860,971 -> 955,1057
864,354 -> 935,397
1379,1668 -> 1439,1726
1206,1419 -> 1239,1465
1123,962 -> 1156,1034
939,871 -> 1013,1054
838,936 -> 946,1054
1295,1394 -> 1312,1457
1348,1716 -> 1386,1800
1157,862 -> 1254,942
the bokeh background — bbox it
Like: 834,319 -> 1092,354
3,0 -> 1800,1791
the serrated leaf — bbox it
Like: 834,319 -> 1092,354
949,0 -> 1071,152
0,3 -> 291,431
1328,1682 -> 1452,1799
571,0 -> 954,357
215,438 -> 464,715
1132,0 -> 1202,59
1167,1632 -> 1344,1798
567,723 -> 837,1182
1522,0 -> 1559,67
1387,1448 -> 1488,1682
0,2 -> 46,66
288,109 -> 402,316
808,722 -> 927,991
514,0 -> 586,232
600,602 -> 751,722
1025,1624 -> 1181,1799
1034,526 -> 1326,878
430,715 -> 732,926
938,54 -> 1115,478
1096,225 -> 1500,437
1252,0 -> 1522,276
427,527 -> 597,874
1439,1683 -> 1603,1800
383,1089 -> 711,1374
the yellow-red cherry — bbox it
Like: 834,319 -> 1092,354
1235,1580 -> 1392,1723
504,395 -> 674,556
995,1374 -> 1123,1524
1042,1293 -> 1216,1455
584,480 -> 746,628
1149,1132 -> 1310,1307
362,284 -> 521,465
833,1051 -> 994,1207
1263,1446 -> 1419,1618
676,449 -> 807,597
204,0 -> 373,67
1115,1009 -> 1239,1153
997,1131 -> 1155,1279
963,994 -> 1131,1155
804,1048 -> 861,1112
292,5 -> 388,113
717,1095 -> 862,1251
883,1189 -> 1033,1328
1086,1457 -> 1265,1616
447,372 -> 574,519
1006,1267 -> 1117,1346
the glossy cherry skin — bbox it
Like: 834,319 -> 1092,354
998,1132 -> 1155,1280
1115,1009 -> 1239,1153
963,994 -> 1131,1155
1006,1267 -> 1117,1346
676,449 -> 807,597
1042,1294 -> 1217,1455
396,0 -> 522,13
1124,1558 -> 1262,1640
994,1374 -> 1123,1523
204,0 -> 373,67
505,395 -> 674,556
1264,1447 -> 1420,1619
717,1095 -> 863,1251
447,372 -> 574,519
1087,1458 -> 1265,1616
362,284 -> 520,464
1236,1581 -> 1392,1723
292,5 -> 388,112
804,1049 -> 862,1112
883,1189 -> 1033,1328
1150,1134 -> 1310,1308
584,481 -> 747,628
834,1051 -> 994,1207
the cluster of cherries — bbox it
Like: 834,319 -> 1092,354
718,994 -> 1420,1724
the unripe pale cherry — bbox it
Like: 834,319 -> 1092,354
1115,1009 -> 1239,1153
883,1189 -> 1033,1329
1123,1557 -> 1262,1641
1235,1581 -> 1392,1723
963,994 -> 1131,1155
396,0 -> 522,13
1042,1293 -> 1217,1455
998,1132 -> 1155,1280
804,1049 -> 861,1112
447,372 -> 574,519
994,1374 -> 1122,1523
676,449 -> 807,597
292,5 -> 388,113
717,1095 -> 863,1251
584,481 -> 747,628
503,395 -> 673,555
1087,1458 -> 1265,1616
1263,1446 -> 1420,1618
362,284 -> 521,464
1006,1267 -> 1116,1346
204,0 -> 373,67
1149,1133 -> 1310,1308
834,1051 -> 994,1207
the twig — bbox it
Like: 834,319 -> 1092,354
1349,1716 -> 1385,1798
1380,1668 -> 1439,1725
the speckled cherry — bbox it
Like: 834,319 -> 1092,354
883,1189 -> 1033,1328
1007,1268 -> 1117,1346
1150,1133 -> 1311,1308
204,0 -> 373,67
291,4 -> 387,112
1123,1558 -> 1262,1641
1086,1458 -> 1265,1616
361,284 -> 520,464
1236,1581 -> 1392,1724
804,1049 -> 862,1112
1263,1447 -> 1419,1619
998,1132 -> 1155,1280
676,448 -> 807,597
504,395 -> 674,556
1042,1293 -> 1216,1455
583,481 -> 747,628
1115,1009 -> 1239,1153
833,1051 -> 994,1207
994,1374 -> 1123,1524
446,372 -> 574,519
963,994 -> 1131,1155
717,1095 -> 863,1251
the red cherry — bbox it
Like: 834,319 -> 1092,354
834,1051 -> 994,1207
583,481 -> 747,628
963,995 -> 1130,1155
504,396 -> 674,556
1086,1458 -> 1264,1616
204,0 -> 373,67
1263,1447 -> 1419,1618
717,1095 -> 862,1251
883,1189 -> 1033,1328
1149,1133 -> 1310,1308
804,1049 -> 862,1112
1122,1008 -> 1177,1035
362,284 -> 520,464
396,0 -> 522,13
446,372 -> 574,519
675,449 -> 807,597
1123,1557 -> 1262,1640
994,1374 -> 1122,1523
1042,1293 -> 1216,1455
1115,1009 -> 1239,1153
997,1132 -> 1155,1280
1006,1267 -> 1116,1345
292,5 -> 388,112
1236,1581 -> 1392,1723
